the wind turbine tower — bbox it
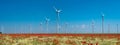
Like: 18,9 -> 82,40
53,6 -> 62,33
20,25 -> 23,34
102,13 -> 104,33
14,25 -> 16,34
92,20 -> 95,33
40,22 -> 43,33
117,24 -> 119,33
108,24 -> 110,33
29,24 -> 32,34
45,17 -> 50,33
65,22 -> 68,34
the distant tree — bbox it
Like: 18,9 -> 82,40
0,32 -> 2,34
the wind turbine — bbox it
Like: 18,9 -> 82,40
117,24 -> 119,34
64,22 -> 68,34
22,24 -> 27,34
108,24 -> 110,33
101,13 -> 104,33
29,24 -> 32,34
19,24 -> 23,34
14,24 -> 16,34
45,17 -> 50,33
53,6 -> 62,33
40,22 -> 43,33
21,24 -> 26,34
91,20 -> 95,33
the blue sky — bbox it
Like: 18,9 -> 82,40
0,0 -> 120,33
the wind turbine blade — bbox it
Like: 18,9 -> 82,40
53,6 -> 57,11
45,16 -> 48,20
45,17 -> 50,21
45,17 -> 47,20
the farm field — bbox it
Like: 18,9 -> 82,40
0,34 -> 120,45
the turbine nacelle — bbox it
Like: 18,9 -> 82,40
45,17 -> 50,22
57,10 -> 62,13
101,12 -> 104,17
40,22 -> 42,25
53,6 -> 62,13
92,20 -> 95,25
102,14 -> 104,17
